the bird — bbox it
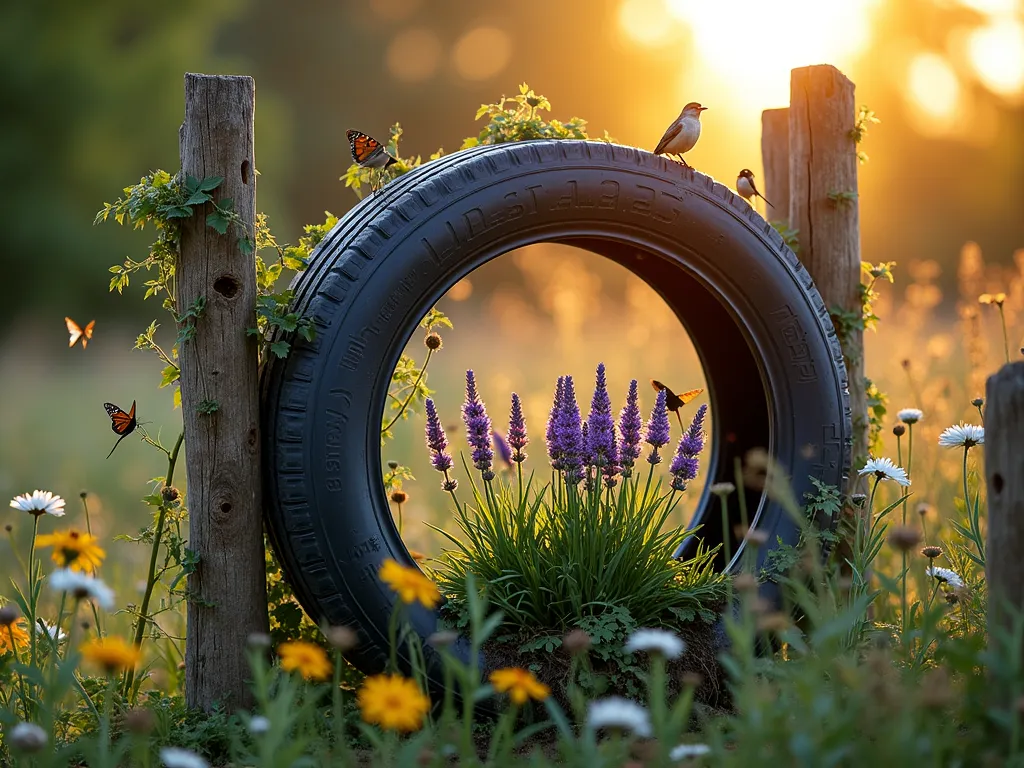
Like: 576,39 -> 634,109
653,102 -> 708,167
736,169 -> 774,210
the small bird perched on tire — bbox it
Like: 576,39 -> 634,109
653,102 -> 707,167
736,168 -> 774,210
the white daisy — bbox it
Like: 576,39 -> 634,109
9,490 -> 65,517
586,697 -> 652,738
248,715 -> 270,734
670,743 -> 712,761
857,457 -> 911,487
938,423 -> 984,449
926,566 -> 965,589
10,722 -> 48,753
897,408 -> 923,425
160,747 -> 209,768
35,621 -> 66,643
48,569 -> 115,611
624,628 -> 687,659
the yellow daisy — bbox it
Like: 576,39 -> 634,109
0,618 -> 30,655
35,530 -> 105,572
357,674 -> 431,733
80,636 -> 142,674
379,559 -> 441,609
278,640 -> 332,681
489,667 -> 550,705
979,292 -> 1007,306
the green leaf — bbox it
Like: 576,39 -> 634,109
270,340 -> 291,358
198,176 -> 224,192
206,211 -> 230,235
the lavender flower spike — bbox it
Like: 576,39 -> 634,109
586,364 -> 620,487
424,398 -> 452,473
670,404 -> 707,491
557,375 -> 585,485
618,379 -> 642,477
508,392 -> 528,463
462,370 -> 494,479
547,377 -> 565,469
645,388 -> 670,465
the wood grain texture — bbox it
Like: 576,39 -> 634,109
986,363 -> 1024,637
788,65 -> 866,481
178,73 -> 267,711
760,108 -> 790,219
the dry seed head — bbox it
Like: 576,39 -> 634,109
424,332 -> 443,350
0,604 -> 21,626
390,490 -> 408,504
387,460 -> 399,470
4,524 -> 11,533
972,397 -> 984,407
893,424 -> 906,437
326,625 -> 358,652
921,545 -> 943,559
887,525 -> 922,552
916,502 -> 932,518
162,486 -> 180,502
733,573 -> 759,593
563,628 -> 592,655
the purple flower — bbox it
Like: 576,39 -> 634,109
508,393 -> 528,463
586,364 -> 619,478
670,404 -> 707,491
462,370 -> 494,476
556,376 -> 585,485
425,398 -> 453,474
547,377 -> 565,469
645,388 -> 670,464
619,380 -> 642,476
493,430 -> 513,468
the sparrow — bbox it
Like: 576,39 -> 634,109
653,102 -> 708,167
736,169 -> 774,209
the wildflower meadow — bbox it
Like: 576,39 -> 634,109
3,39 -> 1024,768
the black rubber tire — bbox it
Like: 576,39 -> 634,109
259,139 -> 852,678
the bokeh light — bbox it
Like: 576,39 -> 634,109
906,51 -> 962,134
618,0 -> 680,46
966,19 -> 1024,97
386,28 -> 442,83
452,26 -> 512,81
370,0 -> 423,22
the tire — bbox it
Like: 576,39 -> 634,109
259,139 -> 852,677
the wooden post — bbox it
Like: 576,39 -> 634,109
788,65 -> 866,478
178,73 -> 267,711
986,362 -> 1024,639
760,108 -> 790,220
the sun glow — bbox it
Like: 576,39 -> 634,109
662,0 -> 881,108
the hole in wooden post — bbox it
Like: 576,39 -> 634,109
213,275 -> 240,298
993,473 -> 1005,494
241,159 -> 251,185
220,501 -> 232,514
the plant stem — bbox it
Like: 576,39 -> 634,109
998,304 -> 1010,364
28,514 -> 40,673
897,432 -> 907,640
382,348 -> 433,433
124,430 -> 184,700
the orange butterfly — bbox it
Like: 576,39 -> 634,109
103,400 -> 137,459
65,317 -> 95,349
650,380 -> 704,431
347,129 -> 397,193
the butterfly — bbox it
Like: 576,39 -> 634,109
103,400 -> 137,459
65,317 -> 95,349
650,380 -> 704,430
347,129 -> 397,192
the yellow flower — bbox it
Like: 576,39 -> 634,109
0,618 -> 30,655
489,667 -> 550,705
379,559 -> 440,609
979,292 -> 1007,306
35,530 -> 105,572
278,640 -> 332,681
357,674 -> 431,732
80,636 -> 142,674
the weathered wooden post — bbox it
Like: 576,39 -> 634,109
788,65 -> 865,474
178,73 -> 268,711
986,362 -> 1024,641
760,108 -> 790,218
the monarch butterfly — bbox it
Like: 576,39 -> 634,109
65,317 -> 95,349
347,129 -> 397,193
650,380 -> 704,431
103,400 -> 137,459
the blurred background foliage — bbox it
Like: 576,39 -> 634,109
1,0 -> 1023,590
